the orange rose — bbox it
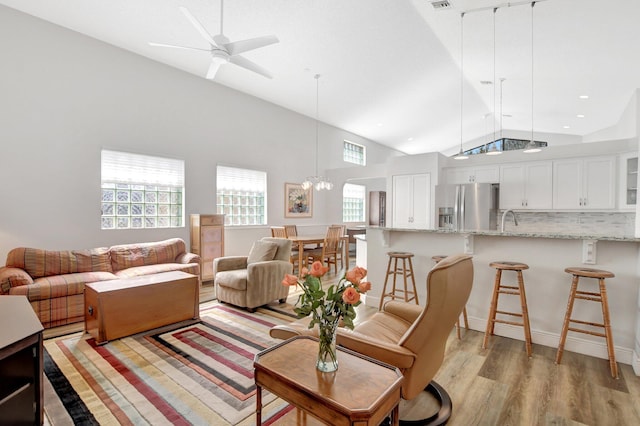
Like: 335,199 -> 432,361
309,261 -> 329,277
346,266 -> 367,284
342,286 -> 360,304
281,274 -> 299,287
357,281 -> 371,293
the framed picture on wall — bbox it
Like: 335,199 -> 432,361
285,183 -> 313,218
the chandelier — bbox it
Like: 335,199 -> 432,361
302,74 -> 333,191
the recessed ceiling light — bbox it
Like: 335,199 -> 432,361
577,114 -> 585,118
579,95 -> 589,99
407,137 -> 414,141
563,125 -> 571,129
377,123 -> 383,127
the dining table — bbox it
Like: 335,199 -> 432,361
288,234 -> 349,277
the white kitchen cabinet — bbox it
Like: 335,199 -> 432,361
618,152 -> 638,210
445,166 -> 499,184
392,173 -> 431,229
553,157 -> 615,209
499,161 -> 553,209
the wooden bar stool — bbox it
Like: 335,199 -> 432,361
433,255 -> 469,339
483,261 -> 533,357
556,267 -> 617,378
378,252 -> 419,310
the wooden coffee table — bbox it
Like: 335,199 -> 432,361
254,336 -> 403,425
84,271 -> 199,344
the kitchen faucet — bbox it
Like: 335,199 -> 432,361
501,209 -> 518,232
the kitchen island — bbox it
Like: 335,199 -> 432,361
364,227 -> 640,375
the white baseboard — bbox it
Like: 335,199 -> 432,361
466,316 -> 634,367
364,298 -> 638,375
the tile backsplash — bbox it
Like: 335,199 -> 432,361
498,211 -> 635,236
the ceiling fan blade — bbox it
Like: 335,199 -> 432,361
206,61 -> 223,80
223,35 -> 279,56
148,42 -> 209,52
179,6 -> 218,47
229,55 -> 273,79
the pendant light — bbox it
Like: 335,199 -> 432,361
453,12 -> 468,160
302,74 -> 334,190
486,8 -> 503,156
524,1 -> 541,153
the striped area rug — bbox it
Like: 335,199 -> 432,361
43,302 -> 297,425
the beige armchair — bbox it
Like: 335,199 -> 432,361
214,237 -> 293,312
270,253 -> 473,425
337,254 -> 473,424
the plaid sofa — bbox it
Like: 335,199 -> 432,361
0,238 -> 200,328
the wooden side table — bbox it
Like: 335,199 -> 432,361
254,336 -> 403,425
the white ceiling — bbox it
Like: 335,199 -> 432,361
2,0 -> 639,155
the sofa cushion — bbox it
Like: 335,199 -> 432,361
6,247 -> 112,278
215,270 -> 248,291
114,263 -> 199,279
247,241 -> 278,264
0,267 -> 34,295
109,238 -> 186,272
9,271 -> 118,301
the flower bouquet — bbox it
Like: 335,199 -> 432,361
282,261 -> 371,372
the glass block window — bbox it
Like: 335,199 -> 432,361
343,183 -> 366,222
343,140 -> 366,165
101,150 -> 184,230
216,165 -> 267,226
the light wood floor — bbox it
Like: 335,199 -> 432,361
45,261 -> 640,425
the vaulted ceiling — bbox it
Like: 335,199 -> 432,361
2,0 -> 639,155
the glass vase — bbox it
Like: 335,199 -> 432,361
316,320 -> 339,372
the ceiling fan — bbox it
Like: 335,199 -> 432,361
149,0 -> 279,80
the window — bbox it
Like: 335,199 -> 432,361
101,150 -> 184,229
343,140 -> 366,165
217,166 -> 267,226
343,183 -> 366,222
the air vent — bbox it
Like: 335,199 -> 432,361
430,0 -> 452,10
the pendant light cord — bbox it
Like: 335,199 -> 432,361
460,12 -> 465,154
531,1 -> 536,144
493,8 -> 497,145
220,0 -> 224,34
315,74 -> 320,176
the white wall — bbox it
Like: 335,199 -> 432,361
0,6 -> 403,260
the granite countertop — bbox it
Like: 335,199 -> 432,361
372,227 -> 640,242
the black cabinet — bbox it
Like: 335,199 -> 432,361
0,296 -> 44,425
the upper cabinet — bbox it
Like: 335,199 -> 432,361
392,173 -> 431,229
553,156 -> 616,209
619,152 -> 638,210
500,161 -> 553,209
445,166 -> 499,184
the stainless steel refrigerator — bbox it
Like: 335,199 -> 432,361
368,191 -> 386,227
435,183 -> 499,231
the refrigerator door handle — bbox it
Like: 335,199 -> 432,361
460,185 -> 466,231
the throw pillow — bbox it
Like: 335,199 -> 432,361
247,240 -> 278,264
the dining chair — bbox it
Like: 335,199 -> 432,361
283,224 -> 298,236
270,226 -> 288,238
307,225 -> 344,274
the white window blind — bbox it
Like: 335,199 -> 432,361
217,166 -> 266,192
101,149 -> 184,187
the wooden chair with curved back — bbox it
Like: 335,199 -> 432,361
337,254 -> 474,425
